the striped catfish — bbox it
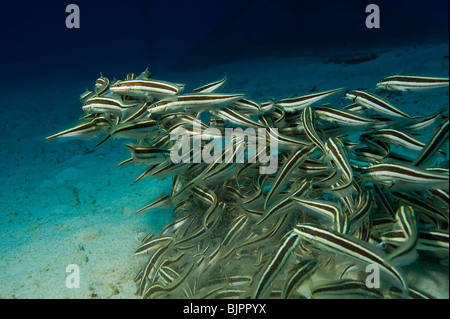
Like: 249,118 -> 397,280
360,134 -> 391,157
377,75 -> 449,91
137,242 -> 172,295
324,137 -> 353,189
45,116 -> 111,140
283,259 -> 317,299
191,75 -> 227,93
143,263 -> 195,299
135,236 -> 174,255
387,206 -> 419,266
110,78 -> 184,99
314,106 -> 375,127
267,128 -> 312,150
82,94 -> 138,116
369,128 -> 426,152
221,214 -> 249,248
259,99 -> 276,114
149,93 -> 245,115
292,198 -> 347,233
311,279 -> 384,299
294,224 -> 408,291
93,75 -> 110,97
252,231 -> 300,298
191,186 -> 219,229
302,107 -> 326,153
258,178 -> 310,225
382,229 -> 448,254
212,107 -> 266,128
122,101 -> 152,123
391,191 -> 449,225
349,189 -> 374,230
125,144 -> 170,164
413,117 -> 449,167
404,110 -> 444,132
264,146 -> 316,208
346,90 -> 411,118
110,119 -> 159,139
134,193 -> 172,215
360,162 -> 449,190
232,98 -> 262,116
416,229 -> 449,253
276,88 -> 343,113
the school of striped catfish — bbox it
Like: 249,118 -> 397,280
47,70 -> 449,299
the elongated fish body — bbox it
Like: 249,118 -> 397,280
360,162 -> 449,190
110,78 -> 184,99
382,229 -> 449,254
346,90 -> 411,119
314,106 -> 375,127
283,259 -> 317,299
311,279 -> 384,299
324,137 -> 353,187
387,206 -> 419,266
413,118 -> 449,167
260,99 -> 276,114
213,107 -> 266,128
82,94 -> 138,116
192,75 -> 227,93
404,110 -> 443,132
264,146 -> 316,208
46,116 -> 111,140
149,93 -> 245,115
232,98 -> 262,116
302,107 -> 326,153
252,231 -> 300,299
125,144 -> 171,165
46,69 -> 449,299
276,88 -> 343,113
370,128 -> 426,151
110,119 -> 159,139
294,224 -> 408,291
377,75 -> 449,91
291,197 -> 342,226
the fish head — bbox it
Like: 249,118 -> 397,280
345,90 -> 357,102
376,81 -> 389,90
109,81 -> 130,94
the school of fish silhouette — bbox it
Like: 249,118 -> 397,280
47,70 -> 449,299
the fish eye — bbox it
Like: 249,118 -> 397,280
387,233 -> 396,238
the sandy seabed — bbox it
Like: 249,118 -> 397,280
0,42 -> 448,299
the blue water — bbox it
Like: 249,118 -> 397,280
0,0 -> 448,299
